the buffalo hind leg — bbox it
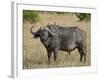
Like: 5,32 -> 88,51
83,47 -> 86,62
77,48 -> 84,62
83,52 -> 86,62
81,45 -> 86,62
77,47 -> 86,62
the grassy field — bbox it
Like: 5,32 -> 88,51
23,12 -> 91,69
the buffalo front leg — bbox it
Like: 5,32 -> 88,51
53,49 -> 58,63
47,50 -> 52,64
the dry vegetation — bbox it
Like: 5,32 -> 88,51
23,12 -> 91,69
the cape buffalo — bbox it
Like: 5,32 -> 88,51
30,23 -> 86,64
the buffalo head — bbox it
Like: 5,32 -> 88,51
30,26 -> 53,41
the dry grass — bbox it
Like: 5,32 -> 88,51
23,12 -> 91,69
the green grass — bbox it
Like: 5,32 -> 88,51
23,10 -> 40,23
